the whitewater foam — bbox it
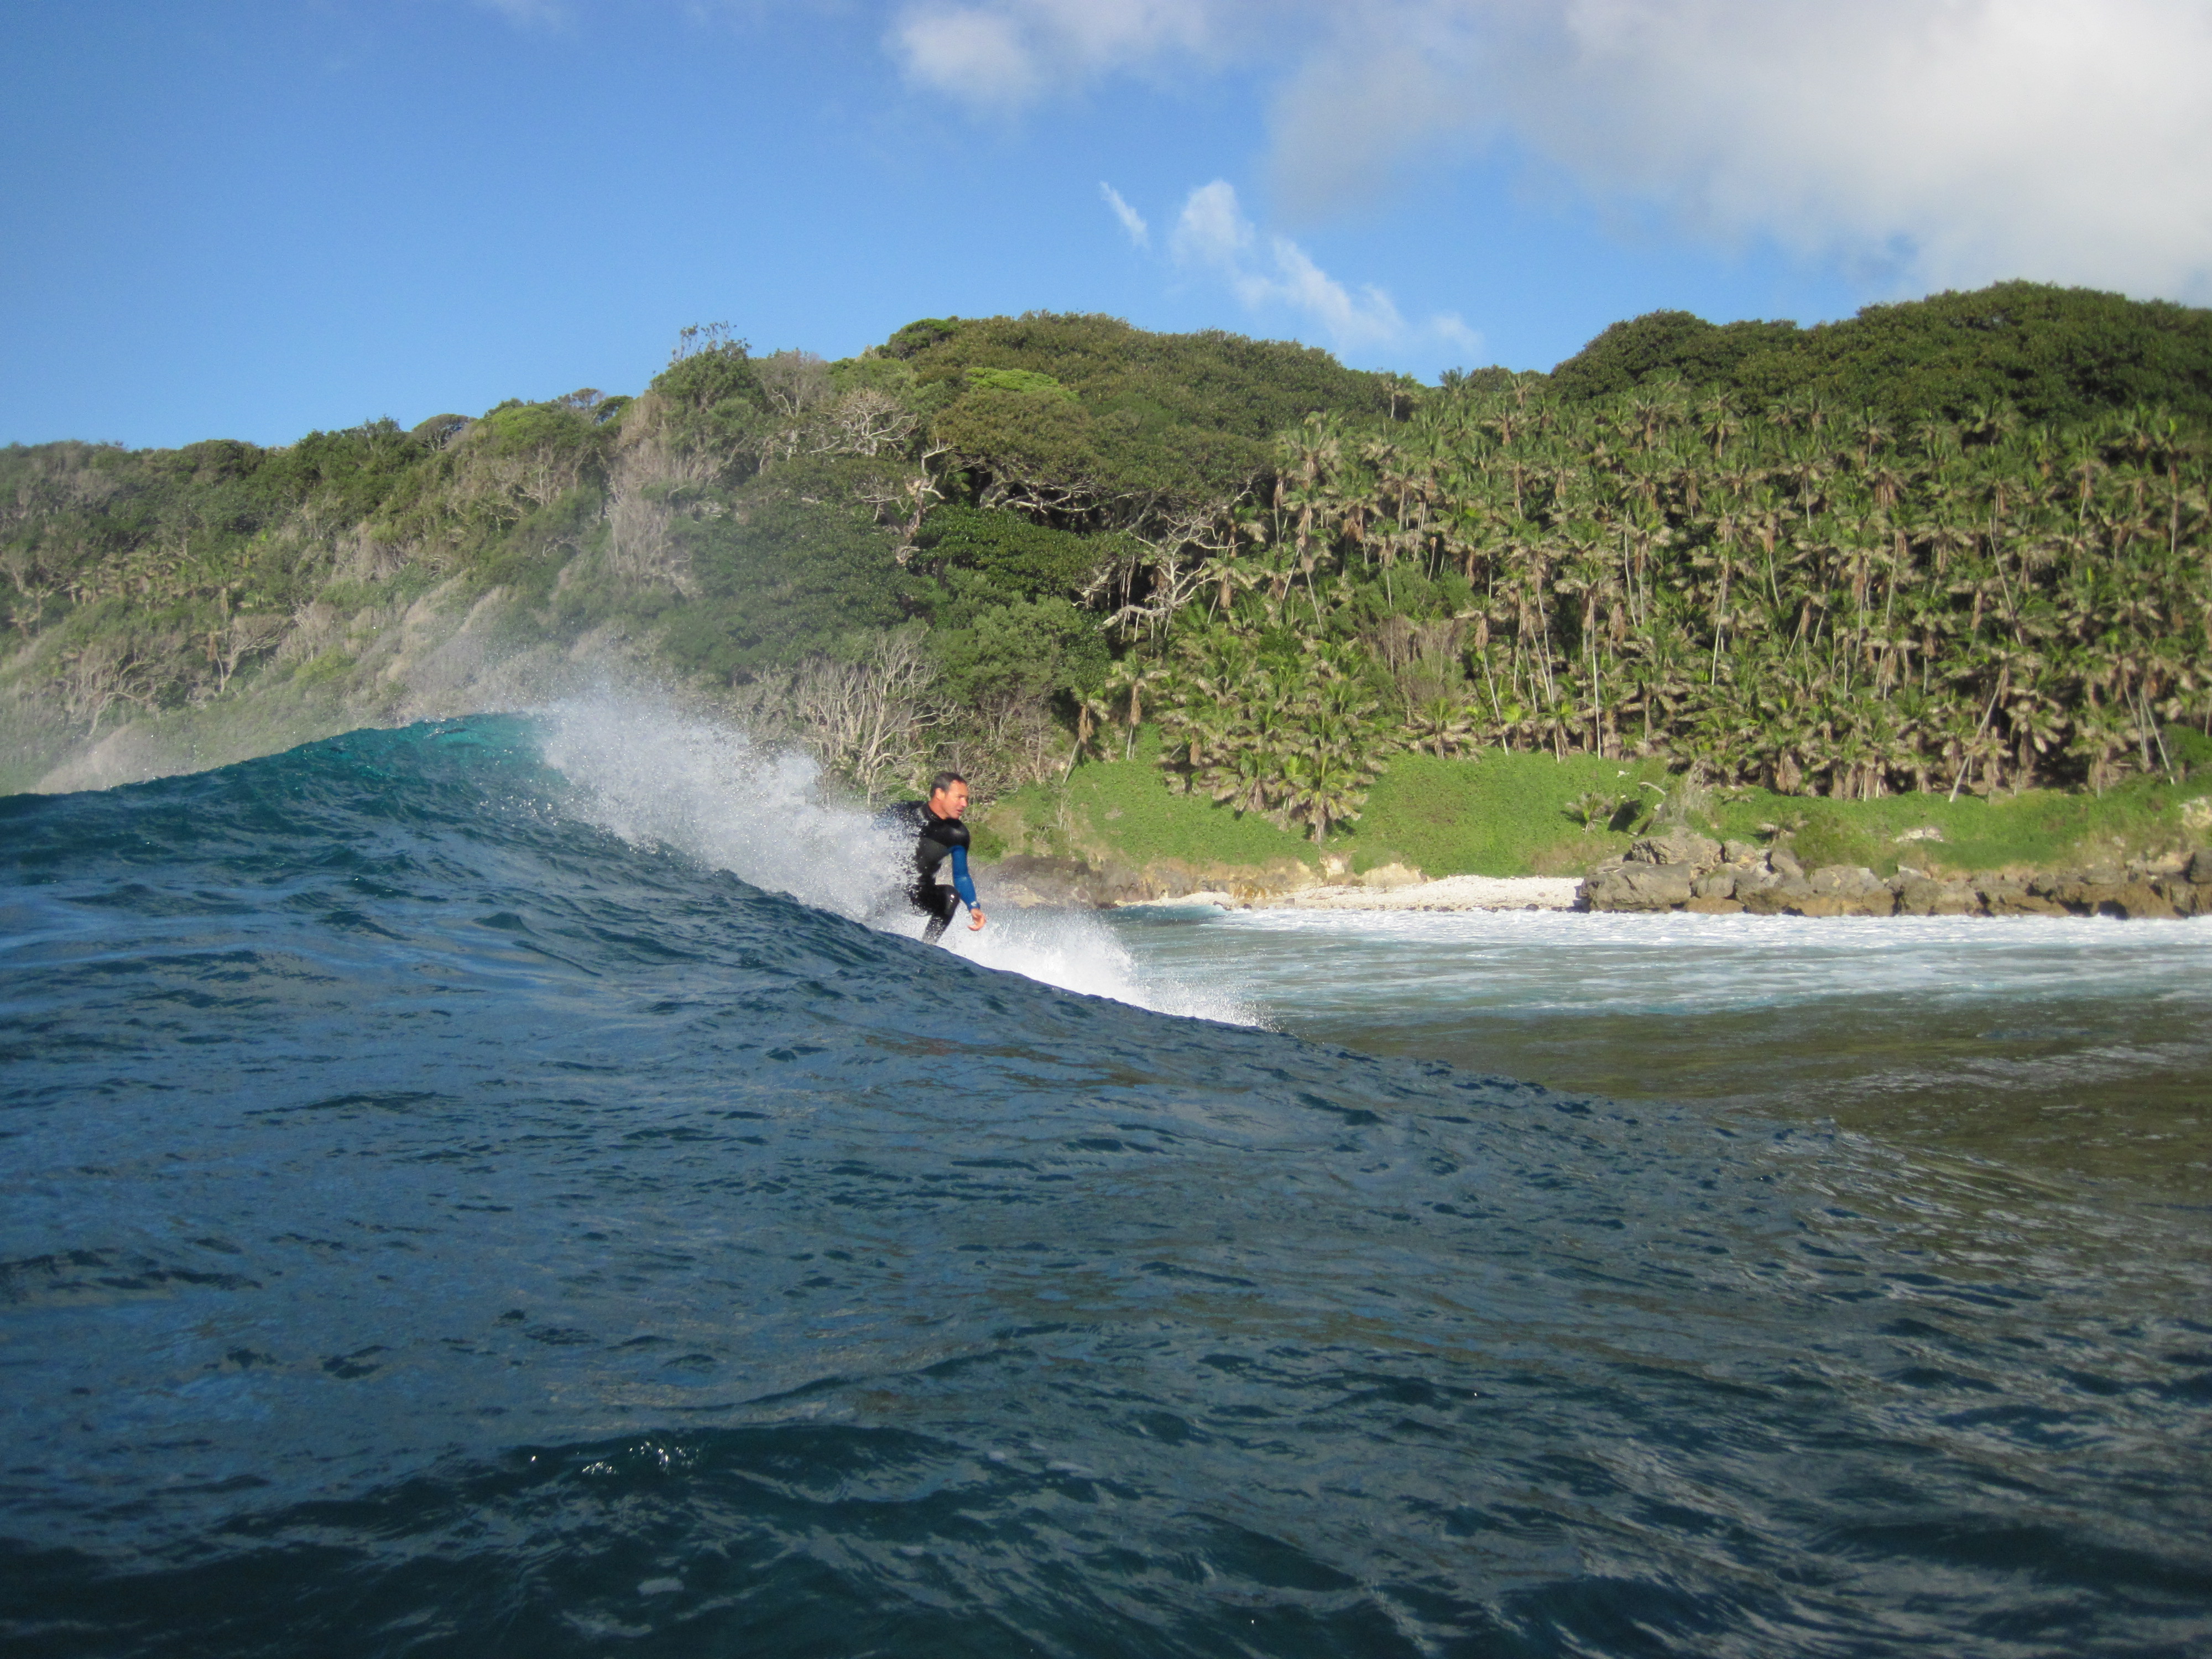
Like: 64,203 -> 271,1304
933,901 -> 1261,1026
534,693 -> 1259,1026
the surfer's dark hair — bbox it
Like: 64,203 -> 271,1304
928,771 -> 967,795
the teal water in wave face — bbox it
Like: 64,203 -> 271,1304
3,718 -> 2209,1658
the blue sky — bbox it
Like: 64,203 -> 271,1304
6,1 -> 2205,449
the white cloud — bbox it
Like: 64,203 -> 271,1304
1100,182 -> 1150,248
893,6 -> 1044,106
1264,11 -> 1477,217
1171,180 -> 1407,348
1318,0 -> 2212,301
888,0 -> 1232,108
1170,180 -> 1253,269
889,0 -> 2212,302
1431,312 -> 1481,357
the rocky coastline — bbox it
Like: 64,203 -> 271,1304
981,842 -> 2212,919
1580,832 -> 2212,920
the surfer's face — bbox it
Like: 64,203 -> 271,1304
929,782 -> 969,819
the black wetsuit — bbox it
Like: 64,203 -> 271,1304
879,800 -> 977,943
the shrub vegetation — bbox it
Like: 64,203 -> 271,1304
3,285 -> 2208,868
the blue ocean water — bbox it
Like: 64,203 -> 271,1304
3,715 -> 2209,1657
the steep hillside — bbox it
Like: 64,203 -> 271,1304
4,290 -> 2207,855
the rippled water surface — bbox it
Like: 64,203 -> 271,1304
4,713 -> 2209,1658
1108,906 -> 2212,1195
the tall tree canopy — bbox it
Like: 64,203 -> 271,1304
1550,282 -> 2212,425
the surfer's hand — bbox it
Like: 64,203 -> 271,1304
968,907 -> 987,931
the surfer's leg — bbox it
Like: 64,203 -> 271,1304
921,885 -> 959,943
911,881 -> 958,944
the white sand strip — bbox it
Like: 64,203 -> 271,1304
1276,875 -> 1582,912
1120,876 -> 1582,912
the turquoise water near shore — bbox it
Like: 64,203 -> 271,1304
4,714 -> 2209,1657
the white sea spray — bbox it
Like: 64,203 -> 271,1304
534,691 -> 1261,1026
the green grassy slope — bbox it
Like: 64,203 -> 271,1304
1350,753 -> 1673,875
983,728 -> 1318,874
979,736 -> 2211,885
1705,776 -> 2208,877
979,743 -> 1689,880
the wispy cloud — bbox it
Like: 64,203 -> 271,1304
1431,312 -> 1481,357
887,0 -> 2212,302
1100,182 -> 1150,248
1170,180 -> 1406,349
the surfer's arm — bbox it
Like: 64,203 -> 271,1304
949,845 -> 978,908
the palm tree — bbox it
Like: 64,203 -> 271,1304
1407,692 -> 1475,758
1102,658 -> 1164,759
1279,748 -> 1375,845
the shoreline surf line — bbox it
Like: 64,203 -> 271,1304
1115,875 -> 1582,912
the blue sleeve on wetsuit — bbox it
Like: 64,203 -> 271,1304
950,845 -> 977,908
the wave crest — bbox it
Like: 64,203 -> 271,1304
535,693 -> 1260,1026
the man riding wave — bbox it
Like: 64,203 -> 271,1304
878,771 -> 987,945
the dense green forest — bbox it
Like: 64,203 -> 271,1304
3,283 -> 2208,842
1548,281 -> 2212,424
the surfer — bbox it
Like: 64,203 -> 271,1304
879,772 -> 987,945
